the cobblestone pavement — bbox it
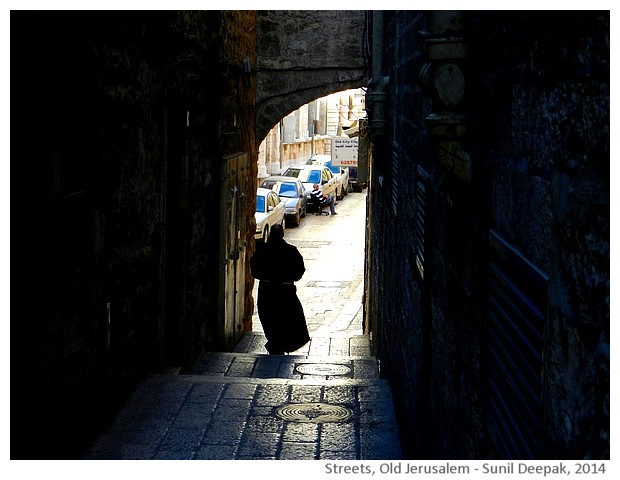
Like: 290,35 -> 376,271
84,189 -> 402,462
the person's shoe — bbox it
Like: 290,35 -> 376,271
331,212 -> 338,215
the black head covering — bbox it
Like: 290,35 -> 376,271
269,224 -> 284,242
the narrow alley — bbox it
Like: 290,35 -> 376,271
84,189 -> 403,461
11,10 -> 609,465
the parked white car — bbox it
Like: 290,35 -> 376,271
306,154 -> 350,200
255,187 -> 286,242
296,164 -> 339,202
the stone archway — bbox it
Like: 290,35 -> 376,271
255,10 -> 369,143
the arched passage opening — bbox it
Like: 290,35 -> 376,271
251,88 -> 369,339
250,89 -> 370,353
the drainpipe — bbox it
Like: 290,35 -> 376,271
366,76 -> 389,144
365,11 -> 389,147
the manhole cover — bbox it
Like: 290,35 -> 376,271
274,403 -> 354,423
295,363 -> 351,376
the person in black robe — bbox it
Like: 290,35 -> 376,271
250,224 -> 310,355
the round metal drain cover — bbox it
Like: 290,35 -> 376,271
275,403 -> 354,423
295,363 -> 351,376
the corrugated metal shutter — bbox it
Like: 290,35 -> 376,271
486,230 -> 548,459
390,142 -> 399,216
414,166 -> 430,280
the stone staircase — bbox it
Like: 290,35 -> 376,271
85,332 -> 402,460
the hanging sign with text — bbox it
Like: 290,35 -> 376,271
331,137 -> 359,167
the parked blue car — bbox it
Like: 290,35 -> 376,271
260,176 -> 308,227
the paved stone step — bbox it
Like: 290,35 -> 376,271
84,373 -> 402,460
233,332 -> 371,357
187,351 -> 380,380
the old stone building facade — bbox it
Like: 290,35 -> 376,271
258,89 -> 365,177
11,10 -> 609,461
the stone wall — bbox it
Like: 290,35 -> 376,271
468,11 -> 610,459
366,11 -> 609,459
12,10 -> 258,459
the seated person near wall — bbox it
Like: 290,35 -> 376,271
310,183 -> 337,215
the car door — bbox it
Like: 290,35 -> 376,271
296,179 -> 307,211
322,167 -> 336,197
268,191 -> 284,226
326,162 -> 345,198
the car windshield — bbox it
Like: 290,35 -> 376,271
299,169 -> 321,184
276,182 -> 297,198
282,168 -> 301,178
255,195 -> 265,213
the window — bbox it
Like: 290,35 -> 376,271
277,182 -> 297,197
306,170 -> 321,184
256,195 -> 265,213
267,193 -> 278,208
